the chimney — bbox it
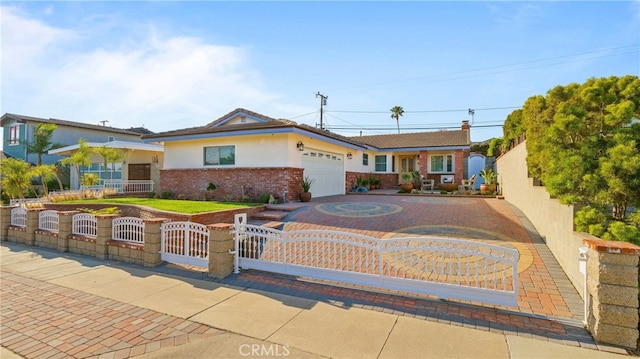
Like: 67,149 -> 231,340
461,120 -> 470,131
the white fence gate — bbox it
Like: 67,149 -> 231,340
160,221 -> 209,268
233,213 -> 519,307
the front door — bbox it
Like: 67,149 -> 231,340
399,155 -> 416,184
128,163 -> 151,180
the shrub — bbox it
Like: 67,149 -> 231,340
258,193 -> 271,203
77,207 -> 121,215
160,191 -> 172,199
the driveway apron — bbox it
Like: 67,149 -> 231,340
280,194 -> 583,322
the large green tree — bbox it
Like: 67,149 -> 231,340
502,109 -> 525,152
519,75 -> 640,240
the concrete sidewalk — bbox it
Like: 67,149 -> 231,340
0,242 -> 628,359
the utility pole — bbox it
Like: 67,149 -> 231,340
316,92 -> 328,130
468,109 -> 475,126
99,120 -> 109,127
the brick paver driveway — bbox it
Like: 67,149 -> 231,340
279,194 -> 583,321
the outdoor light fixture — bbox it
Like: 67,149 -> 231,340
347,152 -> 353,159
297,141 -> 304,151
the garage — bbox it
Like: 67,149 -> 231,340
301,149 -> 345,197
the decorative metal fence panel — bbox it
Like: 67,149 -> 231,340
103,180 -> 154,193
72,213 -> 97,238
10,207 -> 27,227
112,217 -> 144,244
38,210 -> 59,232
160,221 -> 209,268
233,213 -> 519,307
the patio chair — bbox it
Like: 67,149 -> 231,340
420,176 -> 435,193
459,174 -> 476,194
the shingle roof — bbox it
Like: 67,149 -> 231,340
0,113 -> 153,136
142,108 -> 469,150
351,130 -> 469,149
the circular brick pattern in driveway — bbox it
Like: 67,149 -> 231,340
383,225 -> 534,274
402,196 -> 476,205
315,202 -> 403,217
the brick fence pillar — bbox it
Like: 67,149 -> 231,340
0,206 -> 14,241
57,211 -> 79,252
207,223 -> 234,279
143,218 -> 166,267
95,214 -> 118,260
584,237 -> 640,349
24,209 -> 42,246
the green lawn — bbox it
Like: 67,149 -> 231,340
59,198 -> 261,214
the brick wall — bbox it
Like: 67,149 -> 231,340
160,167 -> 303,203
345,172 -> 399,192
454,150 -> 464,184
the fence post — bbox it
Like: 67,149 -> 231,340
24,209 -> 42,246
0,206 -> 14,241
95,214 -> 118,260
57,211 -> 79,252
583,237 -> 640,349
208,223 -> 234,279
143,218 -> 165,267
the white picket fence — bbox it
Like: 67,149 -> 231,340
10,207 -> 27,227
233,213 -> 520,307
71,213 -> 97,238
112,217 -> 145,244
103,180 -> 154,193
38,210 -> 59,232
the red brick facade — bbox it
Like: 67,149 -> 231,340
345,172 -> 399,192
159,167 -> 304,203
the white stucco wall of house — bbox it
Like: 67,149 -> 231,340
164,133 -> 359,169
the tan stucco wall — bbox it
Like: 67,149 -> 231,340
496,141 -> 584,298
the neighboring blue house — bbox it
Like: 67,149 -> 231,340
1,113 -> 158,190
0,113 -> 151,166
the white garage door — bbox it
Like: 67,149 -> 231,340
301,149 -> 344,197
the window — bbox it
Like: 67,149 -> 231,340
362,153 -> 368,166
107,136 -> 115,142
83,162 -> 122,180
9,125 -> 19,145
392,155 -> 395,172
374,155 -> 387,172
204,145 -> 235,166
430,155 -> 454,173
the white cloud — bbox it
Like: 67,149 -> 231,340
1,6 -> 292,132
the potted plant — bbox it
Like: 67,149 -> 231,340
400,173 -> 414,192
479,168 -> 498,195
300,175 -> 315,202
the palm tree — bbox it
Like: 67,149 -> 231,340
0,158 -> 35,199
94,146 -> 125,181
26,123 -> 65,192
390,106 -> 404,134
26,123 -> 63,166
32,164 -> 59,196
61,139 -> 93,189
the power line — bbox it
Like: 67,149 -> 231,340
327,106 -> 520,114
322,45 -> 638,95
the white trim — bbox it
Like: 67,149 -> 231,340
49,140 -> 163,155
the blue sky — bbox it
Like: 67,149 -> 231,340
2,1 -> 638,144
